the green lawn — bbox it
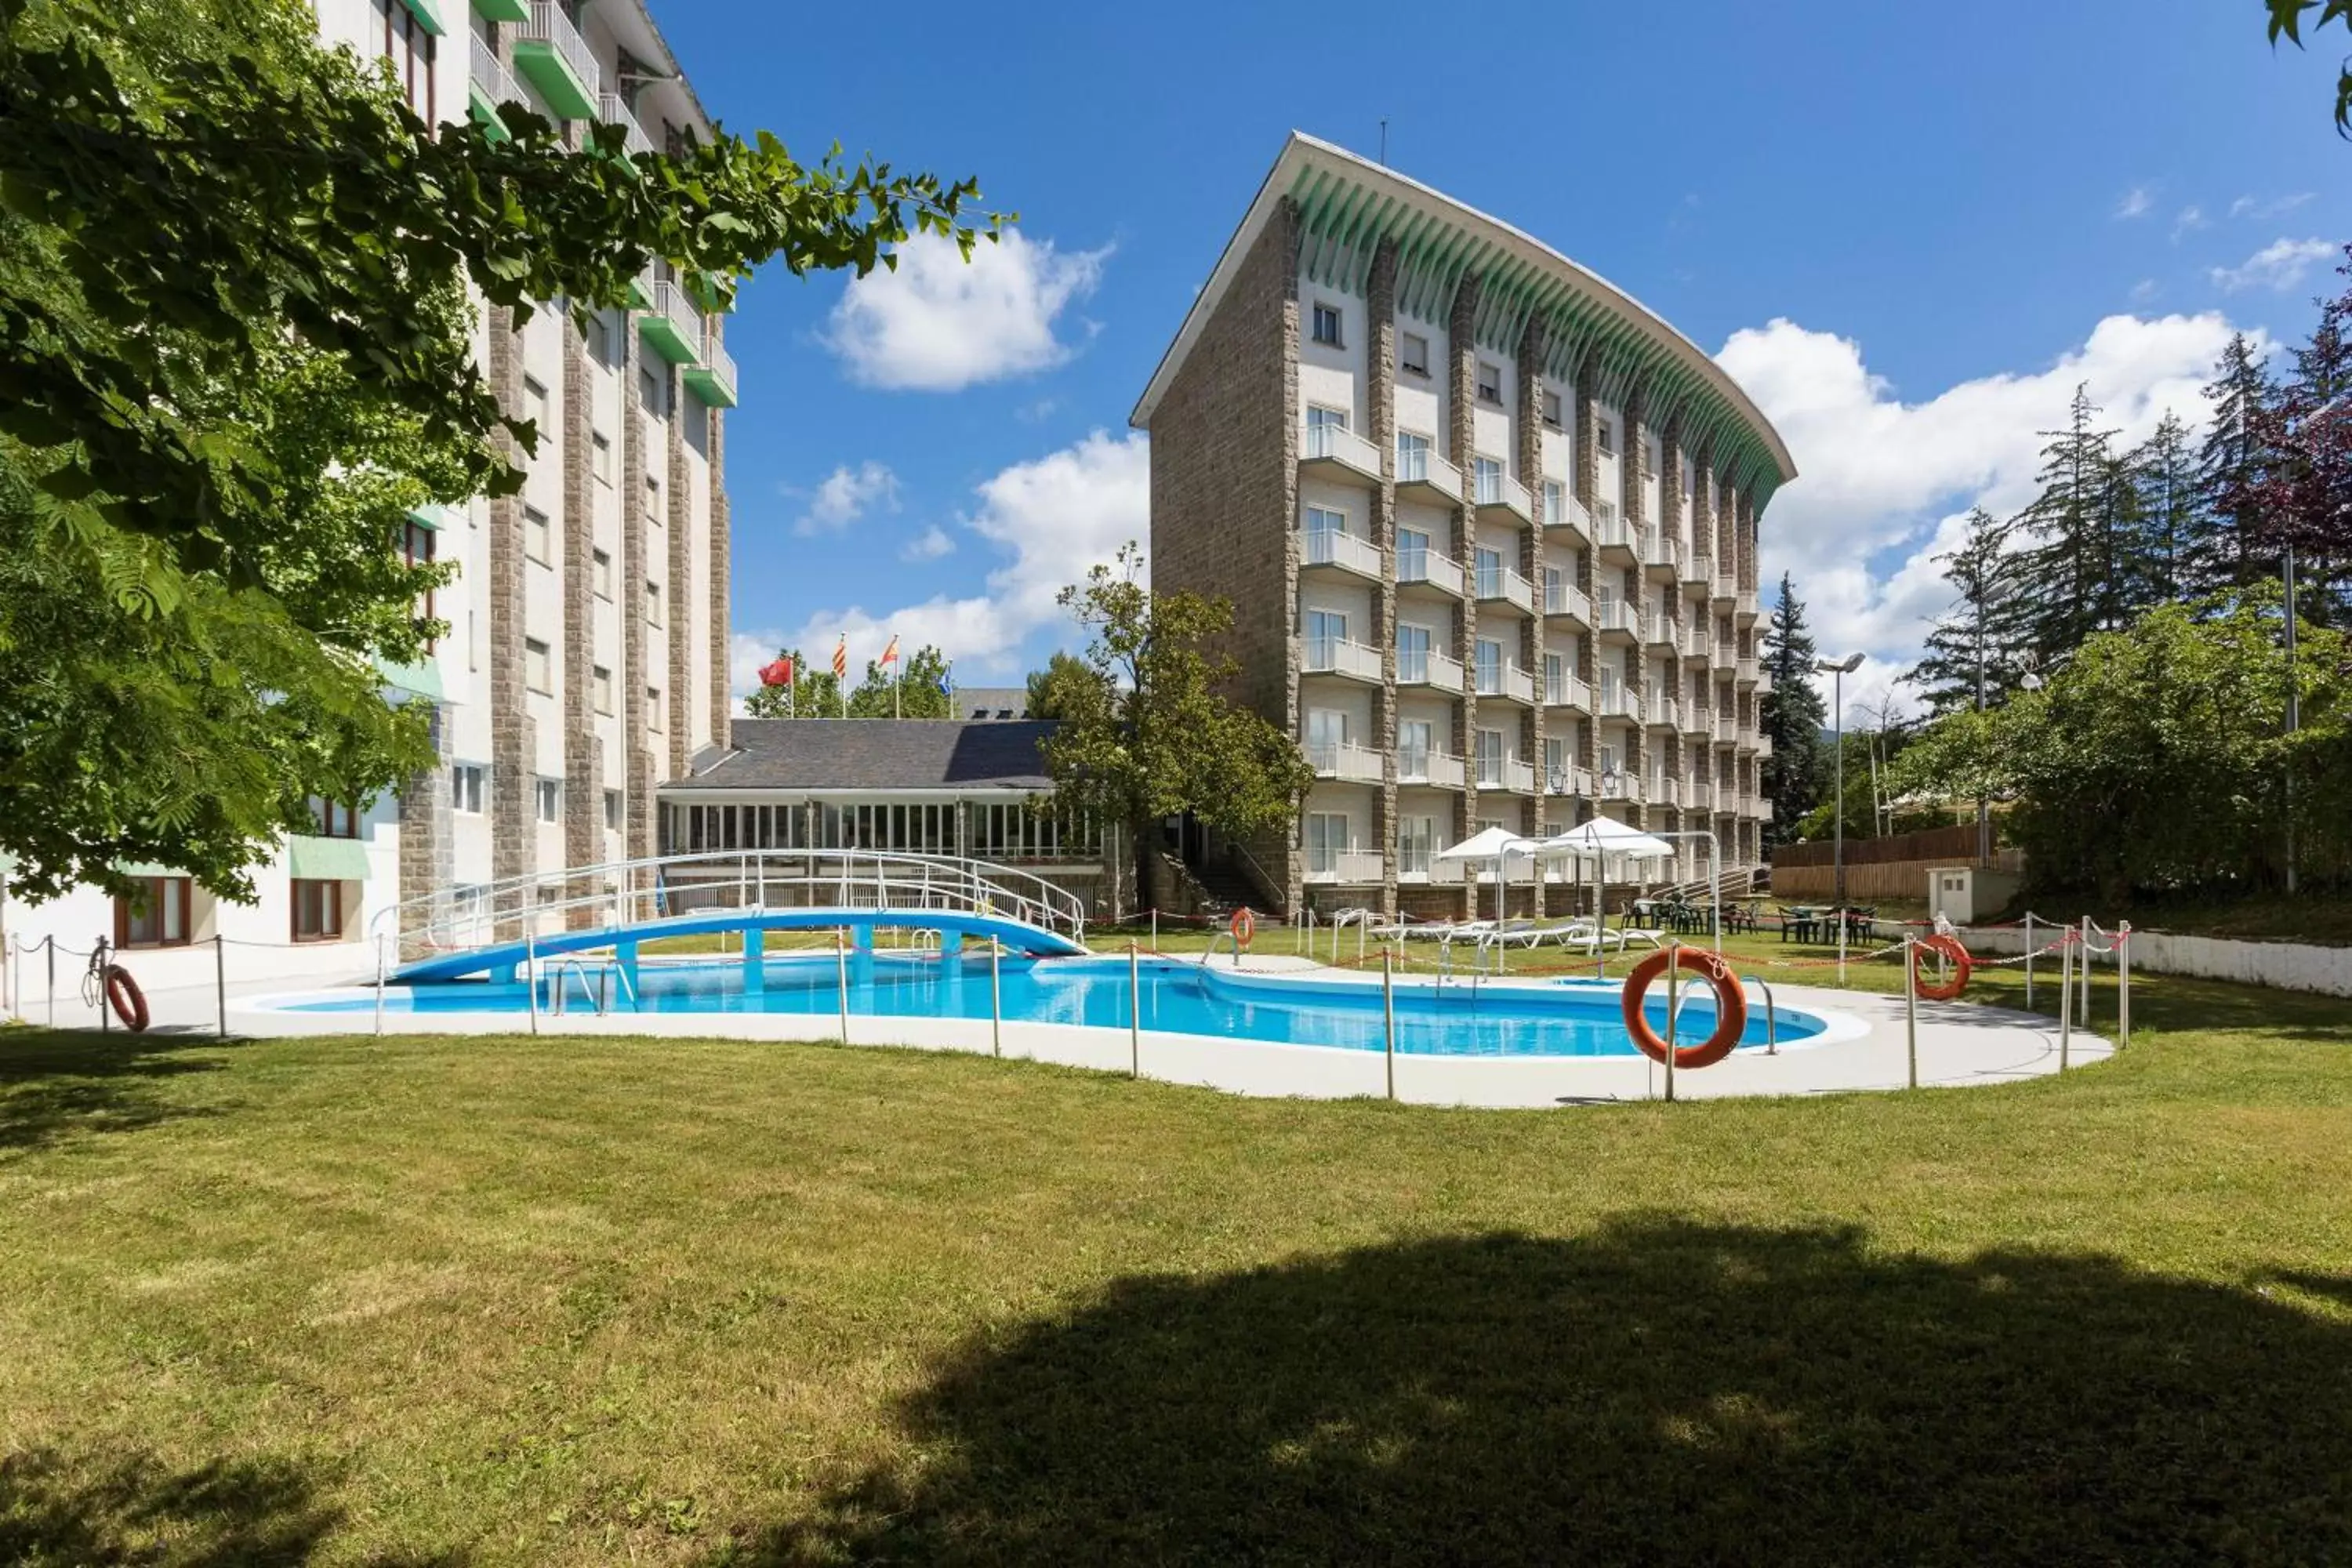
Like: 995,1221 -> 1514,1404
2,961 -> 2349,1563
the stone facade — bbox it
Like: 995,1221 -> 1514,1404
485,304 -> 535,936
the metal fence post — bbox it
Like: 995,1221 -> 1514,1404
836,928 -> 851,1045
97,936 -> 110,1036
1127,939 -> 1142,1080
1382,948 -> 1396,1102
2022,913 -> 2034,1010
2057,934 -> 2072,1072
1663,940 -> 1679,1105
1904,936 -> 1919,1091
46,937 -> 56,1028
2078,916 -> 2092,1028
524,930 -> 537,1037
1150,907 -> 1158,953
2117,921 -> 2131,1049
989,939 -> 1002,1058
215,936 -> 228,1040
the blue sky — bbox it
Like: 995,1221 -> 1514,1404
654,0 -> 2347,715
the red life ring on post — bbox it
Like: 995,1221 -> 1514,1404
1911,934 -> 1972,1001
1621,948 -> 1748,1069
103,964 -> 150,1033
1229,907 -> 1256,949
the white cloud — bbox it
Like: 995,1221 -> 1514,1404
792,460 -> 899,536
1719,310 -> 2247,709
2209,237 -> 2337,294
2129,278 -> 2161,305
731,430 -> 1150,707
822,228 -> 1112,392
2114,186 -> 2154,220
898,524 -> 956,562
2229,192 -> 2315,221
2171,205 -> 2207,243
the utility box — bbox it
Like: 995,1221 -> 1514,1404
1927,866 -> 2020,927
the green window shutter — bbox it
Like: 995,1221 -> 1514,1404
398,0 -> 446,35
287,837 -> 373,881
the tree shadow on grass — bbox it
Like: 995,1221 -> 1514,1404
0,1446 -> 462,1566
0,1029 -> 227,1154
726,1220 -> 2352,1566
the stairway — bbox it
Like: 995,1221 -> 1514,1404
1182,858 -> 1275,919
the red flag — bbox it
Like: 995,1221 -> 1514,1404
758,655 -> 793,688
880,633 -> 901,670
832,635 -> 848,679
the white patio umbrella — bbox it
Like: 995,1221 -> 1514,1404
1432,826 -> 1540,931
1536,818 -> 1675,953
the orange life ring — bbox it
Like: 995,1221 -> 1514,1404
1229,907 -> 1255,949
1911,934 -> 1972,1001
103,964 -> 150,1033
1621,947 -> 1748,1069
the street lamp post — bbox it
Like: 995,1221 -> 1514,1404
1817,653 -> 1864,982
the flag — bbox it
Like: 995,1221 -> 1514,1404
880,634 -> 901,670
831,636 -> 848,679
935,659 -> 953,699
757,654 -> 793,688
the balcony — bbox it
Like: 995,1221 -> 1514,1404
1544,490 -> 1594,543
1716,639 -> 1738,667
1544,763 -> 1594,797
1652,778 -> 1684,808
682,327 -> 737,407
1715,710 -> 1739,745
1688,779 -> 1716,811
1301,525 -> 1381,583
1395,444 -> 1462,506
1735,656 -> 1761,686
1543,580 -> 1592,626
1396,546 -> 1464,599
467,34 -> 523,139
1679,625 -> 1711,662
1683,706 -> 1715,739
1473,563 -> 1536,616
1592,507 -> 1635,558
1598,771 -> 1644,803
1687,552 -> 1714,590
1592,598 -> 1636,641
1715,570 -> 1740,605
1475,757 -> 1537,794
1397,647 -> 1464,693
1736,586 -> 1761,622
638,278 -> 704,365
1299,635 -> 1384,684
1596,687 -> 1640,721
1641,613 -> 1677,652
597,92 -> 655,159
1473,466 -> 1533,525
1645,695 -> 1681,731
1308,741 -> 1385,783
1304,849 -> 1386,885
514,2 -> 599,119
1475,664 -> 1536,706
1301,423 -> 1383,485
1755,731 -> 1774,757
1543,673 -> 1592,713
1639,528 -> 1685,579
1756,666 -> 1776,694
1398,750 -> 1467,789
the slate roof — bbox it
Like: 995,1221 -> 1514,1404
953,686 -> 1030,720
665,719 -> 1058,792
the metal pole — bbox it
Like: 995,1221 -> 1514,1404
2078,916 -> 2092,1027
2285,542 -> 2298,895
524,930 -> 537,1036
97,936 -> 109,1036
2023,913 -> 2034,1010
2057,934 -> 2072,1072
1127,939 -> 1141,1080
47,937 -> 56,1028
989,938 -> 1002,1058
1663,939 -> 1679,1104
1150,907 -> 1158,953
836,928 -> 850,1044
1904,936 -> 1919,1090
215,936 -> 227,1039
1382,948 -> 1397,1101
2118,920 -> 2131,1049
1832,667 -> 1846,909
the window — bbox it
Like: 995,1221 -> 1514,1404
1303,504 -> 1345,564
604,789 -> 623,832
593,664 -> 614,715
525,506 -> 551,565
304,797 -> 359,838
1596,417 -> 1615,456
1311,301 -> 1344,347
1398,815 -> 1436,876
524,637 -> 552,694
292,878 -> 343,942
114,875 -> 191,949
1543,479 -> 1566,524
1544,735 -> 1569,782
1304,404 -> 1349,459
593,431 -> 613,485
1396,526 -> 1429,583
1476,361 -> 1501,405
1474,546 -> 1503,599
1398,719 -> 1432,778
639,366 -> 665,416
1475,729 -> 1504,786
1542,390 -> 1564,430
644,580 -> 663,626
645,475 -> 663,526
1305,709 -> 1347,769
1396,430 -> 1434,482
1474,456 -> 1504,505
1399,332 -> 1429,377
1475,637 -> 1504,694
370,0 -> 434,118
1304,608 -> 1348,666
1305,812 -> 1349,876
647,686 -> 663,731
401,517 -> 436,647
585,314 -> 610,365
1396,621 -> 1432,683
451,764 -> 486,815
524,376 -> 549,437
535,778 -> 562,823
1544,652 -> 1566,702
593,548 -> 613,599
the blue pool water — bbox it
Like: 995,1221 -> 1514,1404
289,954 -> 1825,1058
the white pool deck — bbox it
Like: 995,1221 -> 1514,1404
25,949 -> 2117,1110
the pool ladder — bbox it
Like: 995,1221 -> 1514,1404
547,956 -> 638,1016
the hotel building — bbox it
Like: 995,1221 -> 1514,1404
1132,134 -> 1794,919
2,0 -> 735,985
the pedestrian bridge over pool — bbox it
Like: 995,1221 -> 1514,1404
376,849 -> 1091,984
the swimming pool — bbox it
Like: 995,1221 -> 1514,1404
285,953 -> 1826,1058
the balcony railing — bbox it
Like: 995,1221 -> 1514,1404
1639,528 -> 1685,575
1716,571 -> 1740,603
1716,639 -> 1739,666
1304,848 -> 1386,884
1395,444 -> 1462,499
1597,687 -> 1640,720
685,327 -> 737,408
1592,598 -> 1635,637
1475,664 -> 1536,705
1301,526 -> 1381,579
1599,771 -> 1644,802
1543,581 -> 1592,623
1397,647 -> 1464,691
1475,757 -> 1536,793
639,278 -> 705,365
1542,673 -> 1592,711
1301,423 -> 1382,481
1683,706 -> 1715,738
1756,666 -> 1775,694
1544,764 -> 1594,797
1688,552 -> 1714,587
1592,510 -> 1635,553
1474,466 -> 1533,522
1641,613 -> 1677,649
597,92 -> 655,158
1300,635 -> 1384,681
1398,750 -> 1467,789
1307,741 -> 1385,783
515,2 -> 599,119
1717,710 -> 1739,743
1546,490 -> 1594,538
1473,563 -> 1535,614
468,33 -> 523,132
1652,778 -> 1683,808
1689,779 -> 1715,811
1736,586 -> 1760,619
1679,626 -> 1711,661
1755,731 -> 1774,757
1736,655 -> 1761,685
1396,546 -> 1464,597
1646,695 -> 1681,729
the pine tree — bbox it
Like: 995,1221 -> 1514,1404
2265,250 -> 2352,619
1904,509 -> 2030,717
2129,412 -> 2202,607
2194,332 -> 2281,597
2013,385 -> 2129,659
1759,572 -> 1828,846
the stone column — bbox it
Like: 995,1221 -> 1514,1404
1657,422 -> 1686,845
1619,387 -> 1647,829
1573,372 -> 1600,792
395,702 -> 452,960
1513,318 -> 1546,915
706,317 -> 732,749
1271,198 -> 1304,920
1447,272 -> 1482,918
561,320 -> 602,922
486,304 -> 535,938
622,316 -> 655,880
1367,238 -> 1400,918
666,369 -> 692,780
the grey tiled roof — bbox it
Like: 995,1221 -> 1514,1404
666,719 -> 1058,792
953,686 -> 1030,720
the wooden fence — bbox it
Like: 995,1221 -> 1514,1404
1769,824 -> 1988,869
